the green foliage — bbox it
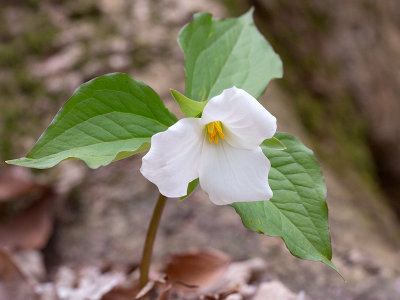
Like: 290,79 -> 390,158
232,133 -> 338,272
170,89 -> 207,118
7,73 -> 177,169
178,9 -> 282,101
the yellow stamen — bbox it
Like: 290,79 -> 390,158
206,121 -> 225,144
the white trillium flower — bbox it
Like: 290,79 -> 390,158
140,87 -> 277,205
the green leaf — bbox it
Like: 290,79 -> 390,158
170,89 -> 207,117
178,8 -> 283,101
261,137 -> 287,151
232,133 -> 338,273
7,73 -> 177,169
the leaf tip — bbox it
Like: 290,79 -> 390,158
170,89 -> 178,97
326,260 -> 344,280
245,7 -> 255,17
5,158 -> 22,166
240,7 -> 255,23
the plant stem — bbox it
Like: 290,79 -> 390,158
139,192 -> 167,289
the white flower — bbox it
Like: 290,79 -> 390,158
140,87 -> 277,205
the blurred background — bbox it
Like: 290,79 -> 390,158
0,0 -> 399,299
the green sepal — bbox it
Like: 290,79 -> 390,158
170,89 -> 207,118
179,178 -> 200,201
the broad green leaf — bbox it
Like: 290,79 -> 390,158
178,8 -> 283,101
7,73 -> 177,169
261,137 -> 287,151
170,89 -> 207,117
232,133 -> 338,273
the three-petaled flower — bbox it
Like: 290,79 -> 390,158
140,87 -> 277,205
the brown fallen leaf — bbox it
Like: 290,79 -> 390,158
166,253 -> 267,299
165,249 -> 230,293
102,270 -> 166,300
102,286 -> 140,300
0,249 -> 37,300
0,195 -> 55,250
156,283 -> 172,300
0,167 -> 48,203
101,268 -> 141,300
135,280 -> 156,299
103,249 -> 231,300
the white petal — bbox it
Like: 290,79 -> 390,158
198,141 -> 273,205
140,118 -> 204,198
202,87 -> 276,149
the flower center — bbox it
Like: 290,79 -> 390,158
206,121 -> 225,144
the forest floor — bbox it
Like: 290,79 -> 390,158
0,0 -> 400,299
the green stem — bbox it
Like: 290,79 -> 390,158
139,193 -> 167,289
